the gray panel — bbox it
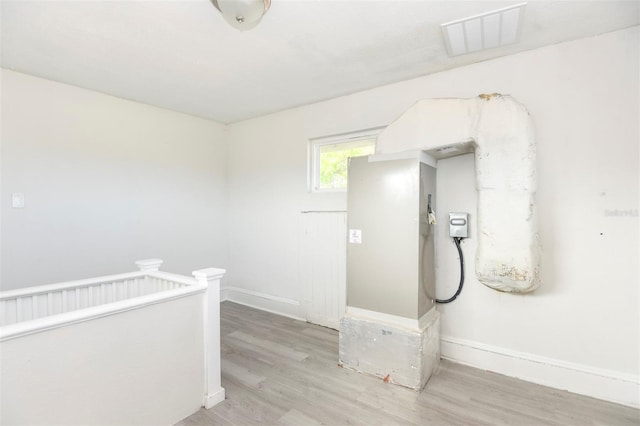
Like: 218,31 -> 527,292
347,156 -> 421,320
419,163 -> 437,317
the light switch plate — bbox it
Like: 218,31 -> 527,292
349,229 -> 362,244
12,193 -> 25,208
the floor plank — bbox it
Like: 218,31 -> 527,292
178,302 -> 639,426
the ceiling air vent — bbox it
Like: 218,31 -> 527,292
441,2 -> 527,57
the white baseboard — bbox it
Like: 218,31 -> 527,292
217,289 -> 639,408
306,314 -> 339,331
221,286 -> 305,322
441,335 -> 640,408
203,387 -> 225,409
220,287 -> 231,302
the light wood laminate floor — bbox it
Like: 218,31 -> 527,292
178,302 -> 639,426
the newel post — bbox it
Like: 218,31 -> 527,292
193,267 -> 226,409
135,258 -> 163,272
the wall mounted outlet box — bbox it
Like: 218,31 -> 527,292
449,212 -> 468,238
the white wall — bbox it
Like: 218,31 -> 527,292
1,70 -> 228,289
1,293 -> 205,425
226,27 -> 639,405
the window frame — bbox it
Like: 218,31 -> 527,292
308,128 -> 382,193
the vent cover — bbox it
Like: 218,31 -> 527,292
441,2 -> 527,57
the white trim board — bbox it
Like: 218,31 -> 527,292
220,286 -> 305,322
305,313 -> 339,331
345,306 -> 437,332
368,149 -> 437,168
441,335 -> 640,409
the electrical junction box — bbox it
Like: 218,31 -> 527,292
449,212 -> 468,238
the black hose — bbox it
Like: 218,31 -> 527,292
436,237 -> 464,303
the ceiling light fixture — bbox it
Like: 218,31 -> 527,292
211,0 -> 271,31
441,2 -> 527,57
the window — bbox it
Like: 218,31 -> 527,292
309,130 -> 379,192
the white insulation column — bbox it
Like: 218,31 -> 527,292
474,97 -> 539,291
377,94 -> 540,293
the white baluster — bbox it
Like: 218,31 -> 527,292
16,298 -> 22,323
62,290 -> 68,313
1,300 -> 8,326
32,295 -> 38,320
79,287 -> 86,310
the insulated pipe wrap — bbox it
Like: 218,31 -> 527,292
377,95 -> 540,293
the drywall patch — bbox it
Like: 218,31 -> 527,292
339,309 -> 440,390
377,94 -> 540,293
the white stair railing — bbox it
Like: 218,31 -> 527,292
0,259 -> 226,410
0,259 -> 189,327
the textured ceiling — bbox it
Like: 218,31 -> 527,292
1,0 -> 638,123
